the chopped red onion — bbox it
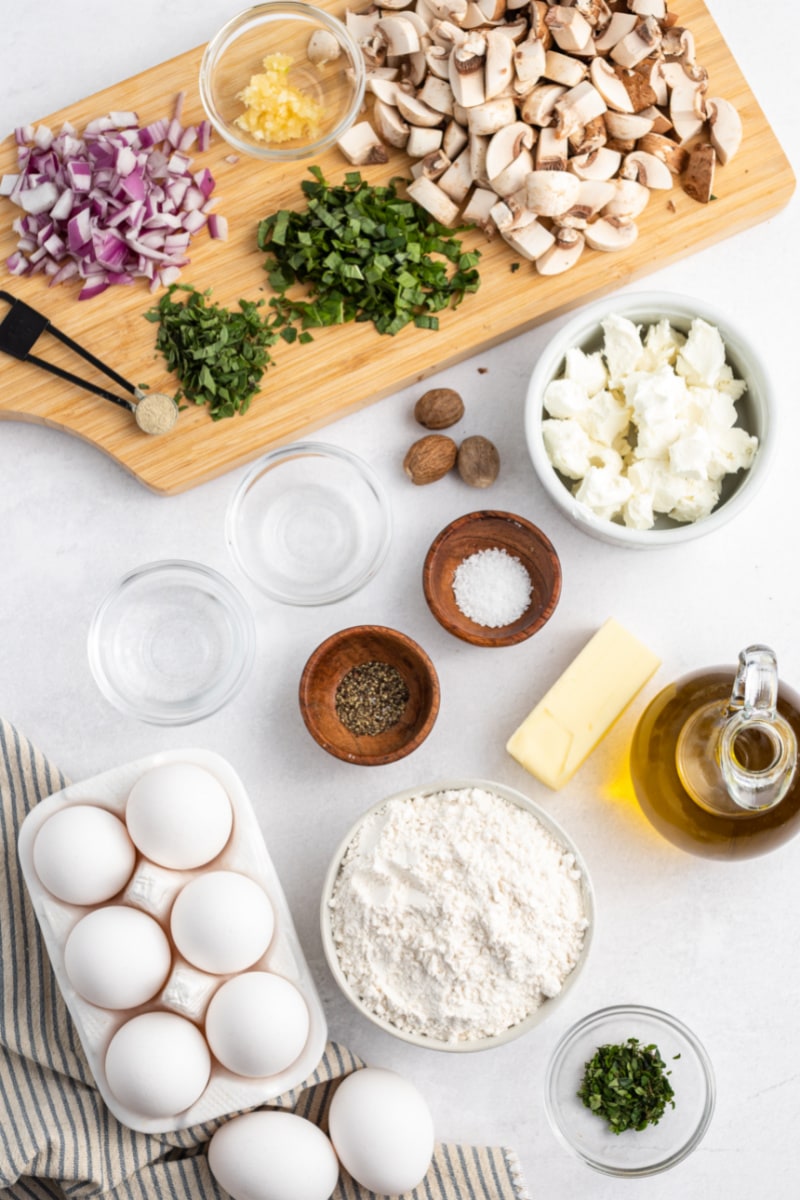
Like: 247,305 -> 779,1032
2,96 -> 221,299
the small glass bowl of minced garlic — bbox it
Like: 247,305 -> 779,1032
200,2 -> 366,161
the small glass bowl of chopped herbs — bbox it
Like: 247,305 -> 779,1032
199,2 -> 366,162
545,1004 -> 715,1177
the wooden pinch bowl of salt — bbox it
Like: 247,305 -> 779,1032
423,511 -> 562,648
299,625 -> 441,766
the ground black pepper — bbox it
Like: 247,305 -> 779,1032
334,661 -> 409,736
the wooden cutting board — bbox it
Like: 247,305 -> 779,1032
0,0 -> 794,494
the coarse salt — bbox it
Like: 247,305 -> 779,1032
452,547 -> 532,628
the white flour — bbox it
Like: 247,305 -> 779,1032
328,786 -> 589,1043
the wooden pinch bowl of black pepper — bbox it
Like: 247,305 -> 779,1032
298,625 -> 440,766
423,511 -> 562,648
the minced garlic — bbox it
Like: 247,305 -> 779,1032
234,53 -> 323,144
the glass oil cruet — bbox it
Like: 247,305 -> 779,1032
630,645 -> 800,859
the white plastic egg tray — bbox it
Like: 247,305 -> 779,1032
17,748 -> 327,1134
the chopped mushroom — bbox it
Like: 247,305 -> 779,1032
336,121 -> 389,165
682,142 -> 716,203
336,0 -> 743,275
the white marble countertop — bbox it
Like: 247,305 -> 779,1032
1,3 -> 798,1197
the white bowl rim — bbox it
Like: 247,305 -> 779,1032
226,440 -> 392,605
320,776 -> 595,1052
525,290 -> 775,548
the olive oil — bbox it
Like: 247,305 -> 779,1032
630,670 -> 800,860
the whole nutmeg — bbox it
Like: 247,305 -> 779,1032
403,434 -> 458,485
414,388 -> 465,430
457,435 -> 500,488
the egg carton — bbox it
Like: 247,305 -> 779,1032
17,748 -> 328,1134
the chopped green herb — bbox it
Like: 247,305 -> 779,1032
145,284 -> 279,420
510,262 -> 521,273
257,167 -> 481,338
578,1038 -> 676,1135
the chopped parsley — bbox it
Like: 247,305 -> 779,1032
578,1038 -> 677,1134
257,167 -> 481,337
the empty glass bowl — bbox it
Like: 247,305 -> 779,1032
545,1004 -> 715,1176
199,1 -> 366,162
226,443 -> 391,605
88,561 -> 255,725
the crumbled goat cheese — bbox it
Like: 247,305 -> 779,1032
542,316 -> 758,528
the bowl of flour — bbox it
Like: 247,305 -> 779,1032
320,780 -> 594,1050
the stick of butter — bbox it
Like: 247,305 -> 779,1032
506,618 -> 661,790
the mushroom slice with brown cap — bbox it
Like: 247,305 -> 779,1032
419,74 -> 456,115
484,28 -> 515,99
407,175 -> 461,224
502,217 -> 556,260
443,118 -> 469,158
396,92 -> 445,127
485,121 -> 535,182
536,227 -> 585,274
610,16 -> 662,68
410,147 -> 450,178
569,146 -> 621,180
468,131 -> 490,185
437,147 -> 474,202
462,186 -> 500,232
336,121 -> 389,165
682,143 -> 716,203
403,50 -> 429,88
425,44 -> 452,79
526,169 -> 581,217
543,50 -> 587,88
448,34 -> 487,107
560,178 -> 616,227
372,99 -> 411,148
592,11 -> 637,54
617,68 -> 657,114
706,97 -> 742,166
621,150 -> 673,189
513,36 -> 547,91
428,0 -> 469,21
630,0 -> 666,16
545,6 -> 593,54
376,15 -> 422,56
407,126 -> 445,158
635,132 -> 688,174
520,82 -> 566,126
536,125 -> 567,171
569,114 -> 607,155
602,177 -> 650,218
476,0 -> 508,22
366,77 -> 408,105
554,81 -> 607,138
589,58 -> 634,113
584,215 -> 639,251
603,109 -> 654,141
661,62 -> 706,143
467,96 -> 518,135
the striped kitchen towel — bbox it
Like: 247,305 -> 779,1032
0,719 -> 531,1200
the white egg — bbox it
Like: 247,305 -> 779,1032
126,762 -> 233,869
328,1067 -> 435,1196
32,804 -> 136,905
205,972 -> 310,1078
64,906 -> 172,1009
208,1111 -> 339,1200
170,871 -> 274,974
104,1011 -> 211,1118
